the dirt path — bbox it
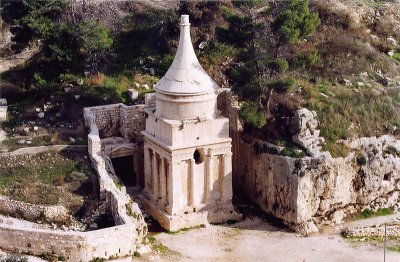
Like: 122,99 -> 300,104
152,218 -> 400,262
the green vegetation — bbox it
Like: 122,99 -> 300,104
272,0 -> 320,44
165,224 -> 206,235
239,101 -> 267,129
89,258 -> 105,262
0,151 -> 96,210
303,82 -> 400,157
362,0 -> 386,8
147,236 -> 172,255
267,78 -> 296,93
393,49 -> 400,63
352,208 -> 393,220
356,155 -> 367,166
384,146 -> 400,157
388,246 -> 400,253
39,252 -> 64,262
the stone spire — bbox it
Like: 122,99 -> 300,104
155,15 -> 218,95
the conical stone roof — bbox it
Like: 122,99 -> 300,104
155,15 -> 218,95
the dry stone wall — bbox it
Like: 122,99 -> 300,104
0,105 -> 148,261
83,101 -> 149,140
0,219 -> 136,261
0,196 -> 69,223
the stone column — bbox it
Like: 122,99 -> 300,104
143,146 -> 151,192
206,149 -> 214,203
222,153 -> 233,202
160,157 -> 167,207
152,152 -> 159,200
189,159 -> 195,206
167,161 -> 181,215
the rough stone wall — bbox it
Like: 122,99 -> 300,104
120,104 -> 146,139
218,89 -> 400,234
0,196 -> 69,223
87,118 -> 147,241
83,102 -> 148,140
0,112 -> 147,261
0,221 -> 136,261
84,104 -> 121,138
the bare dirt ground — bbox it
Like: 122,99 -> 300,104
147,217 -> 400,262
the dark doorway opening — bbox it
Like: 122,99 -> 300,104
111,155 -> 136,187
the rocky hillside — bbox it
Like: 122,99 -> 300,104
0,0 -> 399,158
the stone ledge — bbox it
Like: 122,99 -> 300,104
139,195 -> 242,231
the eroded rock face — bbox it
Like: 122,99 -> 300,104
291,108 -> 327,157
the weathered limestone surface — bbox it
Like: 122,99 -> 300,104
0,196 -> 69,223
344,223 -> 400,238
220,89 -> 400,234
291,108 -> 327,157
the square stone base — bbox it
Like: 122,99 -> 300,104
139,195 -> 242,231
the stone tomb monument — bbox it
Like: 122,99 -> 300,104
141,15 -> 241,231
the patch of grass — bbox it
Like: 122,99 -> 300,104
0,151 -> 96,209
83,72 -> 157,104
302,80 -> 400,157
322,141 -> 350,158
393,49 -> 400,63
146,236 -> 173,255
362,0 -> 386,8
352,208 -> 393,220
114,180 -> 123,190
165,224 -> 206,235
388,246 -> 400,253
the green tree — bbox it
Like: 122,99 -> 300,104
1,0 -> 69,52
272,0 -> 320,45
78,20 -> 113,56
239,101 -> 267,128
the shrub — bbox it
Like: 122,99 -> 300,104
89,73 -> 106,86
239,101 -> 267,129
78,20 -> 113,56
356,155 -> 367,166
272,0 -> 320,44
59,73 -> 77,83
384,146 -> 400,157
33,73 -> 48,88
262,57 -> 289,74
267,77 -> 295,93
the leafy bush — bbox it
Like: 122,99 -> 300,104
272,0 -> 320,44
239,101 -> 267,128
267,77 -> 295,93
33,72 -> 48,88
262,57 -> 289,74
384,146 -> 400,157
59,73 -> 77,83
78,20 -> 113,56
294,47 -> 319,68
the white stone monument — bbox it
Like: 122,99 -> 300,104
141,15 -> 240,231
